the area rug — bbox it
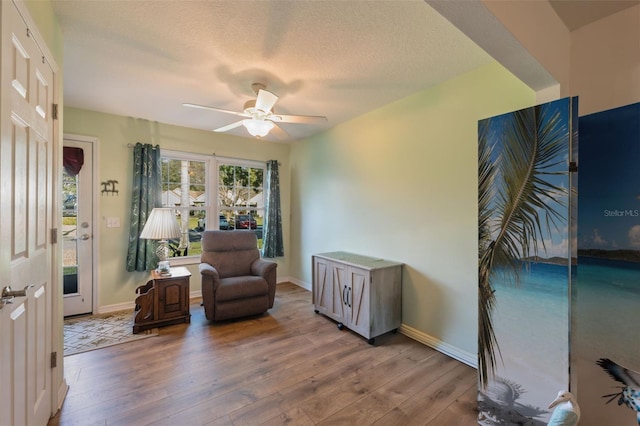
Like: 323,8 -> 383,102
64,309 -> 158,356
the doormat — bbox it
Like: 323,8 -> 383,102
64,309 -> 158,356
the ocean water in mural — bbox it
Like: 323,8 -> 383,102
576,102 -> 640,426
478,97 -> 577,425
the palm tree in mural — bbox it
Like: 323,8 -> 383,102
478,103 -> 569,388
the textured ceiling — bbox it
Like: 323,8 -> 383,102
52,0 -> 629,143
52,0 -> 494,142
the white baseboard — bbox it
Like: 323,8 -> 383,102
98,280 -> 299,313
399,323 -> 477,369
55,379 -> 69,411
97,301 -> 135,314
278,276 -> 311,291
96,279 -> 476,370
98,292 -> 203,314
273,279 -> 475,368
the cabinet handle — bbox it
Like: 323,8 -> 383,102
342,285 -> 347,305
347,287 -> 351,307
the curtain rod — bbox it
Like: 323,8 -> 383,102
213,153 -> 280,166
127,143 -> 157,149
126,144 -> 279,165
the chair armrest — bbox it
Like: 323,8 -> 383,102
251,258 -> 277,277
199,262 -> 219,279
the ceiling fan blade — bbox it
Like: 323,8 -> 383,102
213,120 -> 244,133
183,103 -> 250,118
273,114 -> 328,124
270,123 -> 289,140
255,89 -> 279,113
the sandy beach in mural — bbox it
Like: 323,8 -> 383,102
480,257 -> 640,425
479,261 -> 569,425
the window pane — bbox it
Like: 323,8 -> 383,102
161,155 -> 208,259
62,170 -> 78,295
219,185 -> 234,207
189,161 -> 205,185
218,162 -> 265,247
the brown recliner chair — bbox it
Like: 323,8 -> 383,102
199,230 -> 277,321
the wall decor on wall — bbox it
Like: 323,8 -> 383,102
477,97 -> 578,425
575,102 -> 640,426
101,179 -> 119,195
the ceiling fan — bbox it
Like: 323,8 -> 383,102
183,83 -> 328,139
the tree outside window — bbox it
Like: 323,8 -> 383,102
219,164 -> 265,247
159,152 -> 265,259
160,156 -> 207,258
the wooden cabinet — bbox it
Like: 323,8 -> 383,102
312,252 -> 402,344
133,266 -> 191,333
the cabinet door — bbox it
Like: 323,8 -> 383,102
156,278 -> 188,320
346,267 -> 370,337
313,257 -> 331,315
313,257 -> 347,323
330,262 -> 347,324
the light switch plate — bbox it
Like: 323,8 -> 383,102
106,217 -> 120,228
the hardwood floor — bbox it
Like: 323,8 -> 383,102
49,283 -> 478,425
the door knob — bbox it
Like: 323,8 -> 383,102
1,284 -> 34,305
80,234 -> 90,240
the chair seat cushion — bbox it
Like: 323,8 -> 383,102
216,276 -> 268,302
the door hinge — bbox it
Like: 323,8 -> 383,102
51,228 -> 58,244
52,103 -> 58,120
50,352 -> 57,368
569,161 -> 578,173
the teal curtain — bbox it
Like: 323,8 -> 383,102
262,160 -> 283,258
126,143 -> 162,271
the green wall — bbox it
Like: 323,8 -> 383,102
64,61 -> 534,358
289,62 -> 535,358
63,108 -> 291,308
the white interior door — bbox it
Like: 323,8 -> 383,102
0,1 -> 54,425
63,138 -> 94,317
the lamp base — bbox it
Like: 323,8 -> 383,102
154,240 -> 171,274
156,240 -> 170,262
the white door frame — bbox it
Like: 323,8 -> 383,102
63,134 -> 100,316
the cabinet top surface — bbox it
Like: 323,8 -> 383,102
314,251 -> 403,269
152,266 -> 191,280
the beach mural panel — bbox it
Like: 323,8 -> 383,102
477,97 -> 578,425
576,102 -> 640,426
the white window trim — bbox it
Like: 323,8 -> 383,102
160,149 -> 213,265
214,155 -> 266,217
160,150 -> 266,265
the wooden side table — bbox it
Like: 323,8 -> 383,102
133,266 -> 191,334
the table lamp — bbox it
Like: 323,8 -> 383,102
139,207 -> 181,273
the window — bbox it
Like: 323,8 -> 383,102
160,152 -> 207,259
218,162 -> 265,248
160,150 -> 265,260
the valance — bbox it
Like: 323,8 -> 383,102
63,147 -> 84,176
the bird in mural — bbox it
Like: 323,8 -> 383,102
547,390 -> 580,426
597,358 -> 640,424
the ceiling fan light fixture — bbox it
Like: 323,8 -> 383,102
242,118 -> 273,138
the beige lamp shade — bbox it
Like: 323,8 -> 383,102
140,208 -> 181,240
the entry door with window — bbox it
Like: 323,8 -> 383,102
62,139 -> 94,317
